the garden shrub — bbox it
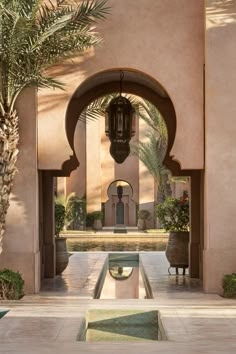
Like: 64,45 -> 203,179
86,211 -> 103,227
66,196 -> 86,230
92,211 -> 103,220
86,212 -> 95,227
55,203 -> 65,237
138,209 -> 150,220
155,196 -> 189,232
0,269 -> 24,300
223,274 -> 236,298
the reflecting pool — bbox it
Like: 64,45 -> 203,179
67,238 -> 167,252
96,254 -> 152,299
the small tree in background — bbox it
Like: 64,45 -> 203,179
131,100 -> 172,203
80,95 -> 172,203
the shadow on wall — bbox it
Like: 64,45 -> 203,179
2,193 -> 29,254
206,0 -> 236,28
38,93 -> 68,114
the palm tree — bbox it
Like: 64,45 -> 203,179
80,95 -> 171,202
0,0 -> 109,248
131,130 -> 170,202
131,100 -> 171,202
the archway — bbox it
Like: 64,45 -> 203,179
65,69 -> 177,174
105,180 -> 136,227
41,68 -> 203,283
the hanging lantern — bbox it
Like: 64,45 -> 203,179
105,72 -> 136,163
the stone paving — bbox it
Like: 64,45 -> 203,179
0,251 -> 236,353
41,253 -> 107,297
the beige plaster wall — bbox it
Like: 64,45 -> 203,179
66,120 -> 86,198
138,117 -> 155,229
114,116 -> 139,204
0,88 -> 40,294
204,0 -> 236,293
38,0 -> 204,171
86,118 -> 102,212
171,179 -> 190,198
100,115 -> 115,202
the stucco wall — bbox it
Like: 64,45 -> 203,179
1,88 -> 40,294
203,0 -> 236,293
66,120 -> 86,198
38,0 -> 204,171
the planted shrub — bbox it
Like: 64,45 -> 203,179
86,212 -> 95,227
92,211 -> 103,220
155,196 -> 189,232
138,209 -> 150,220
66,196 -> 86,230
86,211 -> 103,227
0,269 -> 24,300
55,203 -> 65,237
223,274 -> 236,298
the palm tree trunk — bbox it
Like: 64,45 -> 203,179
0,111 -> 19,253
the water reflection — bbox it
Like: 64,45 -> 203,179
67,239 -> 167,252
100,256 -> 147,299
109,267 -> 133,280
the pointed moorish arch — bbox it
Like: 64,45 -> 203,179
64,68 -> 180,176
105,179 -> 136,227
41,69 -> 203,282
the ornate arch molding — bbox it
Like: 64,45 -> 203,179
106,179 -> 134,198
61,69 -> 183,176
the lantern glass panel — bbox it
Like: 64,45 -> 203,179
105,94 -> 136,163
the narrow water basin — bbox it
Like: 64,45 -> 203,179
79,310 -> 164,342
96,253 -> 152,299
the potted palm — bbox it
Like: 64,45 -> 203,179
155,194 -> 189,274
55,202 -> 69,275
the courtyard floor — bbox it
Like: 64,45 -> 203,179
0,251 -> 236,353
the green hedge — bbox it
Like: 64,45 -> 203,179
0,269 -> 24,300
138,209 -> 150,220
66,196 -> 86,230
86,211 -> 103,227
223,274 -> 236,298
55,203 -> 65,236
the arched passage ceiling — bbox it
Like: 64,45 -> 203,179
65,69 -> 182,175
71,70 -> 168,99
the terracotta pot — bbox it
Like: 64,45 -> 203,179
165,231 -> 189,268
55,237 -> 69,275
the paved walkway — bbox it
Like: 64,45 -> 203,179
0,252 -> 236,353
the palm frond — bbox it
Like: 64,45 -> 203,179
131,132 -> 163,182
0,0 -> 109,111
80,93 -> 143,122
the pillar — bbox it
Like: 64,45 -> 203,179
86,118 -> 102,212
204,0 -> 236,293
42,172 -> 56,278
189,171 -> 202,278
0,88 -> 40,294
